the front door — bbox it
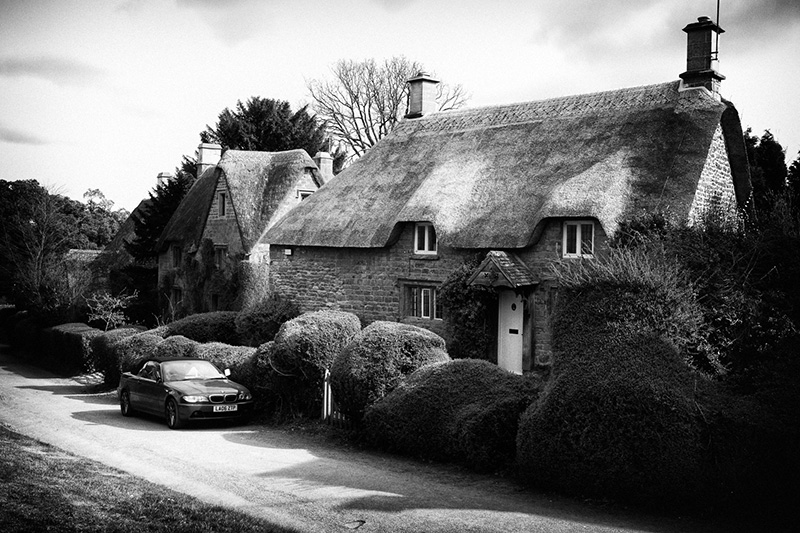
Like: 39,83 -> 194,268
497,290 -> 523,374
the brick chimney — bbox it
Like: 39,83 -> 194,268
196,142 -> 222,178
156,172 -> 173,188
313,151 -> 333,184
679,16 -> 725,98
405,71 -> 440,119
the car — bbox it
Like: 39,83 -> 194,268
117,357 -> 254,429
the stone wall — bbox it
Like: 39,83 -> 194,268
269,217 -> 609,368
688,124 -> 740,228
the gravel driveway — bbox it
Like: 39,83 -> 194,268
0,346 -> 730,533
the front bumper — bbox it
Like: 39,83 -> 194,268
177,400 -> 255,422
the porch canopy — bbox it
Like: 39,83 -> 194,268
467,251 -> 538,289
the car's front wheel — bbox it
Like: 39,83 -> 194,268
165,399 -> 183,429
120,390 -> 134,417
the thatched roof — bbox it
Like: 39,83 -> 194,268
99,199 -> 152,265
158,149 -> 321,252
265,81 -> 751,249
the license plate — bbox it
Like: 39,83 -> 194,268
213,404 -> 237,412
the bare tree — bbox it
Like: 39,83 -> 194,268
307,56 -> 469,163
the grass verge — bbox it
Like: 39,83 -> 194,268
0,424 -> 299,533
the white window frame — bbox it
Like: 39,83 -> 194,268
562,220 -> 595,258
407,285 -> 443,320
414,222 -> 437,255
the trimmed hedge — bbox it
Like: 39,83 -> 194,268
364,359 -> 541,470
330,321 -> 450,424
90,327 -> 145,386
267,310 -> 362,418
158,311 -> 240,345
113,332 -> 164,378
41,323 -> 104,373
153,335 -> 198,359
235,295 -> 300,347
192,342 -> 258,377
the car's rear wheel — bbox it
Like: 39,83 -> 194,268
120,390 -> 134,417
165,399 -> 183,429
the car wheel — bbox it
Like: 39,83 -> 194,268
120,390 -> 134,417
165,399 -> 183,429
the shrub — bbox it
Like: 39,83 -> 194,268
267,310 -> 362,418
364,359 -> 541,470
516,328 -> 707,508
41,323 -> 103,373
90,327 -> 144,386
235,295 -> 300,347
330,321 -> 450,424
113,333 -> 164,378
191,342 -> 257,377
159,311 -> 240,345
153,335 -> 198,359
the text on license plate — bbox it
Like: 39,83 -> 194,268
213,404 -> 238,412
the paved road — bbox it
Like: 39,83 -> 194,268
0,346 -> 729,532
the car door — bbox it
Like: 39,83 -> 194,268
136,361 -> 165,415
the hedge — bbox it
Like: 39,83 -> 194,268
330,321 -> 450,424
157,311 -> 240,345
235,295 -> 300,347
153,335 -> 198,359
267,310 -> 362,418
364,359 -> 541,470
41,323 -> 104,373
90,327 -> 145,386
111,332 -> 164,379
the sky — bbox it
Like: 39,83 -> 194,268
1,0 -> 799,213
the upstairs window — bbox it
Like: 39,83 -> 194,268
214,246 -> 227,268
414,223 -> 437,255
218,193 -> 227,217
297,189 -> 314,201
563,220 -> 594,258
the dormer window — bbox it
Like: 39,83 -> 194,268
563,220 -> 594,258
414,223 -> 437,255
297,189 -> 314,201
171,245 -> 182,268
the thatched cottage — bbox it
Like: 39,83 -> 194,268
264,16 -> 752,373
157,143 -> 331,314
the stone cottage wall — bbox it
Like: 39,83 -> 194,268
269,217 -> 609,368
688,124 -> 740,227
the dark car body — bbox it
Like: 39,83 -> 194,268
117,357 -> 254,429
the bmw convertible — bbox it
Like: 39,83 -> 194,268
118,357 -> 254,429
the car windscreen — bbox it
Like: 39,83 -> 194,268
161,360 -> 225,381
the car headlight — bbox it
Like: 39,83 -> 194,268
182,395 -> 209,403
238,391 -> 252,401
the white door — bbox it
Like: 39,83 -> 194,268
497,290 -> 523,374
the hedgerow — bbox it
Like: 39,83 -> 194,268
330,321 -> 450,424
364,359 -> 541,470
234,295 -> 300,347
90,327 -> 145,385
158,311 -> 240,345
153,335 -> 198,359
41,323 -> 104,372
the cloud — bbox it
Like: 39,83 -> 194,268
370,0 -> 418,11
175,0 -> 275,45
0,124 -> 48,145
0,55 -> 106,86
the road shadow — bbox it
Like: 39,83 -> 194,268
72,408 -> 246,433
223,429 -> 730,533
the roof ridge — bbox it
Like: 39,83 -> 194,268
398,81 -> 684,134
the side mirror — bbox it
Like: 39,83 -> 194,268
224,368 -> 231,377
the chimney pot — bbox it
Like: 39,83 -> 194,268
196,143 -> 222,178
679,15 -> 725,98
157,172 -> 173,188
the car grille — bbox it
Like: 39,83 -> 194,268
209,393 -> 238,403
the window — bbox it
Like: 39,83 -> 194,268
407,286 -> 443,320
414,223 -> 437,254
563,220 -> 594,258
297,189 -> 314,200
214,246 -> 227,268
219,193 -> 227,217
171,245 -> 182,268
